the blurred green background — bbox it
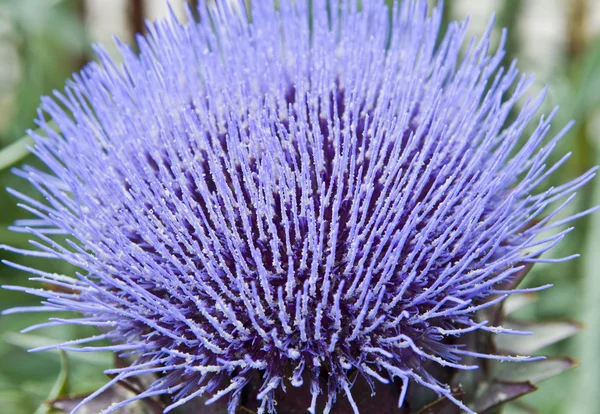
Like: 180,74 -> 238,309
0,0 -> 599,413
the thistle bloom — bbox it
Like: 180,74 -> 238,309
3,1 -> 597,413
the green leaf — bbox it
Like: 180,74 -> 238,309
49,386 -> 157,414
473,381 -> 537,413
0,121 -> 58,171
0,135 -> 34,171
506,401 -> 540,414
494,320 -> 582,354
571,118 -> 600,413
3,332 -> 112,366
415,389 -> 464,414
34,350 -> 69,414
503,293 -> 538,316
483,263 -> 535,326
493,357 -> 578,384
495,263 -> 535,294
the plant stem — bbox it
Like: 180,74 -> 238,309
0,135 -> 33,171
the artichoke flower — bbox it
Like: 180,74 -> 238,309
3,1 -> 596,413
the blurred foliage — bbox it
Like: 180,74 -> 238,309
0,1 -> 599,413
0,1 -> 111,413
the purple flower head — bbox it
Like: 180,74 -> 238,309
3,1 -> 597,413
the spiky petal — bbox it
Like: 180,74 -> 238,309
2,1 -> 597,413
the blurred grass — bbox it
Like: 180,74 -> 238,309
0,1 -> 599,413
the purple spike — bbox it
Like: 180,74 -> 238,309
2,1 -> 597,413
